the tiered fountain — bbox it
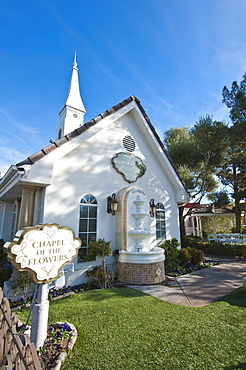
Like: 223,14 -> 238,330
128,195 -> 152,252
117,188 -> 165,285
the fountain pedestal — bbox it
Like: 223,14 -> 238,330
118,248 -> 165,285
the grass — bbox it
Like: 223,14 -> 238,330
17,287 -> 246,370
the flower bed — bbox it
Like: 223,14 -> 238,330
9,282 -> 96,310
166,259 -> 220,277
39,322 -> 77,370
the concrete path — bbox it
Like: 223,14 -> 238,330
128,256 -> 246,307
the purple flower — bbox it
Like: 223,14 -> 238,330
61,323 -> 69,331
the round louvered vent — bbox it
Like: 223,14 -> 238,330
123,135 -> 136,152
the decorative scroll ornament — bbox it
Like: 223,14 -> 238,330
4,223 -> 81,283
111,152 -> 146,183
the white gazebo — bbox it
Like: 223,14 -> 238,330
185,205 -> 235,237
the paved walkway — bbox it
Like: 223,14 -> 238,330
128,256 -> 246,307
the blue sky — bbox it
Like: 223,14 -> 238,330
1,0 -> 246,175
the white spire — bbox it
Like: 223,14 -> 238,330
57,53 -> 86,139
64,51 -> 86,112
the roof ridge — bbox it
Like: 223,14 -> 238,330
16,96 -> 137,167
15,95 -> 187,190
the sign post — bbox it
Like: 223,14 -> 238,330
30,283 -> 50,348
4,223 -> 81,348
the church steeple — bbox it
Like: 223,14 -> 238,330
57,53 -> 86,139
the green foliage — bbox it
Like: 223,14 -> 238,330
159,238 -> 180,271
164,117 -> 229,200
178,248 -> 190,267
86,266 -> 117,289
0,269 -> 12,288
178,247 -> 204,267
188,247 -> 204,265
86,266 -> 105,288
0,238 -> 12,288
11,271 -> 31,299
195,241 -> 246,257
207,190 -> 231,208
222,73 -> 246,131
86,238 -> 111,261
182,235 -> 202,249
221,74 -> 246,232
0,239 -> 7,264
86,239 -> 112,289
48,323 -> 70,343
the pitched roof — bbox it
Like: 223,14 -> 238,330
191,205 -> 235,214
16,95 -> 186,189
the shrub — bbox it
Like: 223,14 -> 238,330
0,269 -> 12,288
159,238 -> 180,272
178,248 -> 204,267
182,235 -> 202,249
86,266 -> 105,288
86,238 -> 111,261
195,241 -> 246,257
86,239 -> 112,289
0,239 -> 12,287
11,271 -> 31,299
86,265 -> 117,289
178,248 -> 190,267
0,238 -> 8,266
189,247 -> 204,265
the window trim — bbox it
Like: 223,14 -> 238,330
156,202 -> 166,244
78,194 -> 98,263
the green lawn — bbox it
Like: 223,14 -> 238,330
19,287 -> 246,369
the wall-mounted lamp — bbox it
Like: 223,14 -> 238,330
149,198 -> 157,218
107,193 -> 118,216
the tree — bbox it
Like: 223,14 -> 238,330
164,116 -> 229,241
207,190 -> 230,209
164,116 -> 229,200
221,74 -> 246,232
86,239 -> 112,288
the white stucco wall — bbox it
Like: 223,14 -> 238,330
15,105 -> 187,285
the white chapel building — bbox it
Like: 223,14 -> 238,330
0,56 -> 188,288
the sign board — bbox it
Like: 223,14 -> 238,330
4,223 -> 81,283
111,152 -> 146,183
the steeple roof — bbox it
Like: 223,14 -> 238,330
63,52 -> 86,113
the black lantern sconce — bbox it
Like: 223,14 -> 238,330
107,193 -> 118,216
149,198 -> 157,218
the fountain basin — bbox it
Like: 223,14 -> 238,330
128,229 -> 152,236
119,247 -> 164,264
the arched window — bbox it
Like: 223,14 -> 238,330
78,195 -> 97,262
156,202 -> 166,243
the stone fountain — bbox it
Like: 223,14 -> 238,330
117,187 -> 165,285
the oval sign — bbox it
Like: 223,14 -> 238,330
4,223 -> 81,283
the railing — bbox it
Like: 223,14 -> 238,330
0,288 -> 41,370
208,233 -> 246,244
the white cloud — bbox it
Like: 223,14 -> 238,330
0,146 -> 28,176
